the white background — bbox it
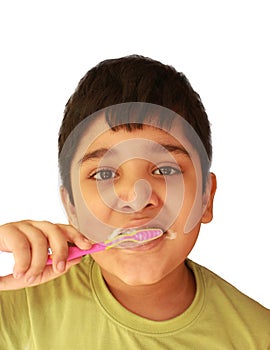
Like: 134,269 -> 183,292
0,1 -> 269,307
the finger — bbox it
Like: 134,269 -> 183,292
32,257 -> 82,285
0,225 -> 32,278
56,224 -> 93,249
0,274 -> 23,291
46,224 -> 92,274
35,223 -> 70,274
14,221 -> 72,275
17,225 -> 49,283
0,258 -> 82,291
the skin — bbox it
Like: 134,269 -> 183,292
0,117 -> 216,321
63,118 -> 217,320
0,221 -> 92,290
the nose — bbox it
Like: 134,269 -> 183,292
97,164 -> 160,213
116,178 -> 158,212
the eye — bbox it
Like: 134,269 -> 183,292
153,166 -> 181,176
89,169 -> 117,181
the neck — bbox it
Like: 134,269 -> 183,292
101,261 -> 196,321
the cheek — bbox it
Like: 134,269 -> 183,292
178,171 -> 204,233
71,181 -> 117,242
79,182 -> 112,218
176,224 -> 200,256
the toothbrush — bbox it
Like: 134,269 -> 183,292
0,228 -> 163,277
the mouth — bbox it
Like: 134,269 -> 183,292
108,226 -> 166,249
121,232 -> 166,251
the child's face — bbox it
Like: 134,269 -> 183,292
62,114 -> 216,286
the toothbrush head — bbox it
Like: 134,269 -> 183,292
104,228 -> 164,249
46,228 -> 165,265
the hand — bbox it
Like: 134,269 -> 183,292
0,220 -> 92,290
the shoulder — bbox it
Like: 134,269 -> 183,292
188,259 -> 270,325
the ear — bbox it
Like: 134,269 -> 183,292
60,186 -> 79,228
201,172 -> 217,224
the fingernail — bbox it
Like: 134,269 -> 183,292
56,261 -> 66,272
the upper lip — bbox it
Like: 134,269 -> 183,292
122,218 -> 162,230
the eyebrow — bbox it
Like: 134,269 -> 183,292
79,143 -> 190,165
155,143 -> 190,156
79,148 -> 116,165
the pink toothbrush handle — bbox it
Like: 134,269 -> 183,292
0,228 -> 163,276
0,244 -> 106,276
46,243 -> 106,265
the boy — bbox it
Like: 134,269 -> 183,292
0,55 -> 269,349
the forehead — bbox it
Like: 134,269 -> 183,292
83,124 -> 186,151
72,113 -> 194,166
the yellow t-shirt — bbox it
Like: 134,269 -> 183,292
0,257 -> 269,349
